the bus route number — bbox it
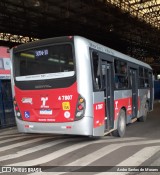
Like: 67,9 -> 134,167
96,104 -> 103,110
58,95 -> 73,101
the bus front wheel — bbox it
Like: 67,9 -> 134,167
113,109 -> 126,137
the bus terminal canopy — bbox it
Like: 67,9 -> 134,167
0,0 -> 160,73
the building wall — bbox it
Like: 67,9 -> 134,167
0,46 -> 11,79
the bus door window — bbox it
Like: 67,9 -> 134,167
92,52 -> 102,90
130,68 -> 138,118
101,64 -> 106,90
114,60 -> 128,89
144,69 -> 149,88
139,67 -> 145,88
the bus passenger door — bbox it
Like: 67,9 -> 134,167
130,68 -> 138,118
101,61 -> 114,132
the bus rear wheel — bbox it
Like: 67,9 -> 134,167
138,102 -> 149,122
113,109 -> 126,137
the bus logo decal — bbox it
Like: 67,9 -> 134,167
22,98 -> 32,104
115,101 -> 118,110
41,97 -> 49,108
127,98 -> 132,111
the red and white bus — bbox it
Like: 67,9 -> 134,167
10,36 -> 154,137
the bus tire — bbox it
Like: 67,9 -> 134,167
138,102 -> 149,122
113,109 -> 126,137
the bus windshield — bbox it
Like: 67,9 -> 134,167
14,44 -> 74,81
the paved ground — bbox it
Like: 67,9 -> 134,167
0,102 -> 160,175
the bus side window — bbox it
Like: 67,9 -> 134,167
101,64 -> 106,89
139,67 -> 144,88
114,59 -> 128,89
92,52 -> 101,90
139,67 -> 149,88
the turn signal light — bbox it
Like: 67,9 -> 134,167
15,106 -> 19,111
79,98 -> 84,103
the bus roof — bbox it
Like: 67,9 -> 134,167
74,36 -> 152,70
12,35 -> 152,70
